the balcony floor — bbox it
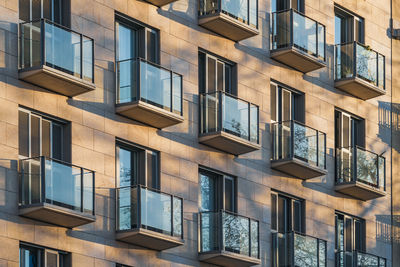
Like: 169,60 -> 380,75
199,131 -> 260,155
145,0 -> 178,6
335,181 -> 386,201
19,202 -> 96,228
116,100 -> 184,129
270,47 -> 326,73
271,158 -> 327,179
199,13 -> 259,42
199,251 -> 261,267
335,77 -> 385,100
116,228 -> 184,250
19,65 -> 96,97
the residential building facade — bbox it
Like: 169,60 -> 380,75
0,0 -> 396,266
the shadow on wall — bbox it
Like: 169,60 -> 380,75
376,215 -> 397,245
0,159 -> 19,213
378,101 -> 399,151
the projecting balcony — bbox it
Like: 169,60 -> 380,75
335,146 -> 386,201
19,156 -> 95,228
199,210 -> 260,267
198,0 -> 259,41
145,0 -> 179,7
270,9 -> 326,73
18,19 -> 95,97
116,185 -> 184,250
335,41 -> 385,100
271,120 -> 327,179
116,58 -> 184,129
199,91 -> 260,155
272,231 -> 327,267
336,250 -> 386,267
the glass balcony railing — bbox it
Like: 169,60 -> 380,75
271,9 -> 326,61
199,210 -> 259,259
272,232 -> 327,267
336,251 -> 386,267
200,91 -> 259,144
19,19 -> 94,83
199,0 -> 258,29
336,146 -> 386,191
116,58 -> 183,116
335,42 -> 385,89
19,156 -> 95,216
271,120 -> 326,169
116,185 -> 183,239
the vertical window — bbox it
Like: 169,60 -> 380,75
116,142 -> 160,190
334,6 -> 364,44
199,169 -> 236,212
18,108 -> 67,161
271,191 -> 305,234
199,51 -> 236,95
19,0 -> 70,26
335,110 -> 365,149
335,213 -> 366,254
272,0 -> 304,13
270,82 -> 305,123
19,243 -> 69,267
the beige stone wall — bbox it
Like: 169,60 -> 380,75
0,0 -> 393,266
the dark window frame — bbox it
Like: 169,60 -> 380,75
19,242 -> 70,267
335,211 -> 366,253
334,5 -> 365,44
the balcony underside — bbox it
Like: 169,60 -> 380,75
199,131 -> 260,155
146,0 -> 177,6
116,100 -> 184,129
271,158 -> 327,179
19,202 -> 96,228
335,181 -> 386,201
270,47 -> 326,73
199,251 -> 261,267
116,228 -> 184,250
199,13 -> 259,42
335,77 -> 385,100
19,65 -> 95,97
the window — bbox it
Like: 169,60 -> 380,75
199,51 -> 236,95
335,110 -> 365,149
270,82 -> 305,123
116,141 -> 160,190
335,212 -> 365,255
19,243 -> 69,267
271,191 -> 304,234
115,15 -> 159,64
334,6 -> 364,44
272,0 -> 304,13
18,108 -> 69,161
199,168 -> 236,213
19,0 -> 70,26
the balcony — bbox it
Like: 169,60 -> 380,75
199,91 -> 260,155
145,0 -> 179,7
336,251 -> 386,267
116,58 -> 184,129
272,232 -> 327,267
335,146 -> 386,201
19,19 -> 95,97
335,42 -> 385,100
198,0 -> 259,41
271,120 -> 327,179
199,210 -> 260,267
270,9 -> 326,73
116,185 -> 184,250
19,157 -> 95,228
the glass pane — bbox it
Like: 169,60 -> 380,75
217,61 -> 224,91
43,0 -> 51,21
118,24 -> 135,61
117,59 -> 137,104
52,124 -> 63,161
293,122 -> 318,166
20,158 -> 42,205
223,212 -> 250,256
119,148 -> 133,187
172,73 -> 182,115
31,116 -> 40,158
45,251 -> 58,267
200,173 -> 216,212
294,233 -> 318,267
319,240 -> 326,267
146,29 -> 157,63
201,93 -> 218,134
20,246 -> 39,267
32,0 -> 41,20
140,188 -> 172,235
249,0 -> 257,27
19,0 -> 30,22
221,0 -> 248,24
250,104 -> 258,143
342,115 -> 350,148
207,57 -> 216,92
293,11 -> 317,56
45,159 -> 82,211
173,197 -> 182,237
146,151 -> 159,189
20,21 -> 42,69
117,186 -> 135,231
222,93 -> 249,139
45,21 -> 82,78
224,177 -> 234,212
282,89 -> 291,121
82,36 -> 93,82
199,0 -> 218,16
42,120 -> 51,158
293,200 -> 302,232
336,43 -> 354,80
140,60 -> 172,111
271,194 -> 277,231
271,83 -> 277,122
250,220 -> 259,258
357,252 -> 378,266
272,10 -> 291,50
200,212 -> 219,252
83,169 -> 94,214
318,24 -> 325,60
19,110 -> 29,157
318,132 -> 326,168
356,43 -> 377,85
378,156 -> 385,190
378,54 -> 385,89
356,147 -> 379,186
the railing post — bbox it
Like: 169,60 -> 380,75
92,171 -> 95,215
248,102 -> 251,141
80,34 -> 83,79
315,22 -> 318,58
137,59 -> 141,102
353,147 -> 357,182
248,218 -> 251,257
170,195 -> 173,236
170,71 -> 173,113
290,9 -> 294,47
218,92 -> 223,132
316,130 -> 319,167
219,211 -> 224,252
290,120 -> 294,159
376,51 -> 379,87
40,156 -> 45,204
137,185 -> 141,229
41,19 -> 45,66
80,167 -> 84,212
353,42 -> 357,78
